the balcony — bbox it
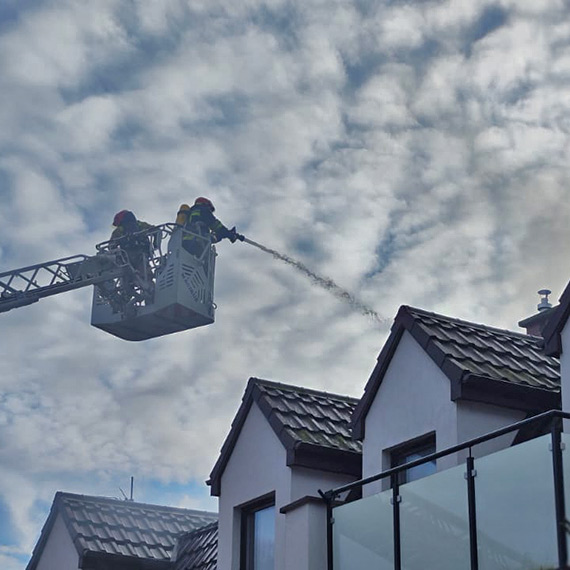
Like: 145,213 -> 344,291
322,410 -> 570,570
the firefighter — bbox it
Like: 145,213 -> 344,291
110,210 -> 156,291
111,210 -> 154,241
176,198 -> 243,258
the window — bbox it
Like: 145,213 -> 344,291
390,433 -> 436,485
240,494 -> 275,570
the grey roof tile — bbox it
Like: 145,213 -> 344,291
208,378 -> 363,495
252,381 -> 361,454
27,492 -> 218,570
174,521 -> 218,570
352,305 -> 561,440
407,307 -> 559,390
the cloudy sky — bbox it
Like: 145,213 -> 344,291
1,0 -> 570,567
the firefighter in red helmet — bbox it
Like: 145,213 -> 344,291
176,198 -> 243,258
110,210 -> 155,276
111,210 -> 153,241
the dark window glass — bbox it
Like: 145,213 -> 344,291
391,434 -> 436,484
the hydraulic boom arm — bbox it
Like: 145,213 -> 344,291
0,251 -> 129,314
0,224 -> 220,342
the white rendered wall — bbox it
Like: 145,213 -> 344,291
561,323 -> 570,417
35,513 -> 79,570
362,330 -> 457,494
217,402 -> 290,570
456,400 -> 522,460
290,467 -> 356,502
217,402 -> 358,570
362,330 -> 525,495
283,502 -> 328,570
287,468 -> 357,570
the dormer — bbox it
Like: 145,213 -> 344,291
207,378 -> 361,570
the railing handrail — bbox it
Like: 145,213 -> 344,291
95,222 -> 178,253
321,408 -> 570,501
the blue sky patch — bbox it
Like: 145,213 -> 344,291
464,5 -> 509,56
137,479 -> 215,509
0,497 -> 18,545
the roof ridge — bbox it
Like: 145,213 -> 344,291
250,377 -> 359,404
179,520 -> 218,538
57,492 -> 218,517
403,305 -> 544,342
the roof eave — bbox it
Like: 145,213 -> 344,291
25,500 -> 59,570
454,374 -> 560,412
351,307 -> 409,440
286,441 -> 362,478
26,492 -> 83,570
80,550 -> 171,570
207,378 -> 259,497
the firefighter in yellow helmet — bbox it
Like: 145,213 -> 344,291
176,198 -> 243,258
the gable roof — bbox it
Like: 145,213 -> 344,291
26,492 -> 217,570
543,281 -> 570,356
173,521 -> 218,570
208,378 -> 362,496
352,305 -> 560,440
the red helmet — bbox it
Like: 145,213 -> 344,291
113,210 -> 128,226
194,197 -> 215,212
113,210 -> 136,226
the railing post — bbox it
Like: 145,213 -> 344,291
551,416 -> 568,569
323,492 -> 334,570
391,473 -> 401,570
466,453 -> 479,570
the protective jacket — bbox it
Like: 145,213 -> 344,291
110,216 -> 155,272
111,220 -> 153,241
179,203 -> 233,243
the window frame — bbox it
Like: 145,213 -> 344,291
389,431 -> 436,485
239,492 -> 276,570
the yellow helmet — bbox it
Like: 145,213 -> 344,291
176,204 -> 191,226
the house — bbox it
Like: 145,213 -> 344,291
26,492 -> 217,570
351,304 -> 559,491
329,302 -> 565,570
209,302 -> 563,570
28,292 -> 569,570
206,378 -> 362,570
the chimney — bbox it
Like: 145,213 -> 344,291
518,289 -> 555,337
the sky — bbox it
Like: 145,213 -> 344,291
1,0 -> 570,568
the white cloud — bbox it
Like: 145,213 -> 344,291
379,5 -> 426,50
2,1 -> 570,568
56,96 -> 121,154
0,1 -> 130,88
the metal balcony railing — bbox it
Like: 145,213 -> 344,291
320,409 -> 570,570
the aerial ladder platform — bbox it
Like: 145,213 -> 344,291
0,224 -> 217,341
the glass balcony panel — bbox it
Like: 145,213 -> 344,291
399,462 -> 470,570
474,434 -> 558,570
333,489 -> 393,570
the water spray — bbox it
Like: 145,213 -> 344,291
241,237 -> 386,325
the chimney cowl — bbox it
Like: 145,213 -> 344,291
518,289 -> 556,337
537,289 -> 552,312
